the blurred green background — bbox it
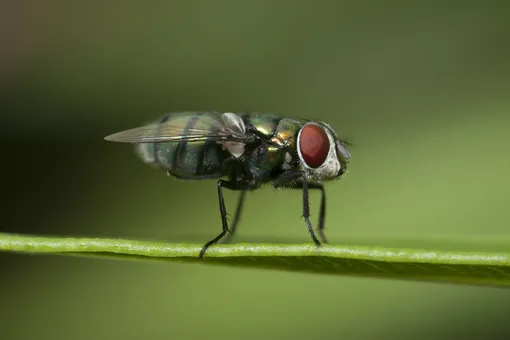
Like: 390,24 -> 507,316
2,1 -> 510,339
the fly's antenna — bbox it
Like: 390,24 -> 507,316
340,137 -> 355,148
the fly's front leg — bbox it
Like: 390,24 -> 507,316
278,179 -> 327,243
199,180 -> 252,259
272,171 -> 321,247
299,178 -> 321,246
295,180 -> 327,243
313,183 -> 327,243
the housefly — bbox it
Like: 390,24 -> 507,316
105,111 -> 351,258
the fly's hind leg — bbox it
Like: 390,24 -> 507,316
199,180 -> 252,259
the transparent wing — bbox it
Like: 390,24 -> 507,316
104,124 -> 236,143
104,112 -> 249,144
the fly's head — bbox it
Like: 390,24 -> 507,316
294,121 -> 351,181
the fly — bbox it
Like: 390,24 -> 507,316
104,111 -> 351,258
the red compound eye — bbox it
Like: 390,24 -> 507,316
299,124 -> 330,168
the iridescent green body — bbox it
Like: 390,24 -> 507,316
135,112 -> 306,184
245,113 -> 305,183
105,110 -> 351,258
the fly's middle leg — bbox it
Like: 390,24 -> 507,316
223,190 -> 247,243
199,180 -> 252,259
220,155 -> 252,244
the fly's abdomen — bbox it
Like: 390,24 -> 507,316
135,112 -> 228,179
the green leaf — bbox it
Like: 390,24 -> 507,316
1,232 -> 510,288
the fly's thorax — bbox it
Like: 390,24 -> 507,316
239,115 -> 297,182
270,118 -> 304,171
295,121 -> 351,181
247,113 -> 282,137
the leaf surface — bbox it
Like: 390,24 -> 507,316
1,233 -> 509,288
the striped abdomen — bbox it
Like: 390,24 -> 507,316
135,113 -> 229,179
